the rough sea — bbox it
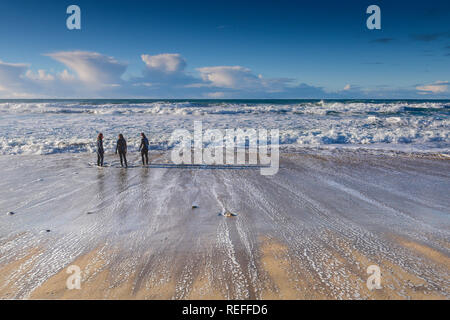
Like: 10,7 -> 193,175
0,99 -> 448,155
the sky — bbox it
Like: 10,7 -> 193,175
0,0 -> 449,99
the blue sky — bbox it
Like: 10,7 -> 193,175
0,0 -> 449,98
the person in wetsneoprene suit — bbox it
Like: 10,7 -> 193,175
139,132 -> 149,165
97,133 -> 104,167
115,134 -> 128,168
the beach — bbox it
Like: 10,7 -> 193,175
1,0 -> 450,305
0,149 -> 449,299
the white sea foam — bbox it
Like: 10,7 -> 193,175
0,100 -> 448,155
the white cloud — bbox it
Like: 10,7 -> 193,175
3,51 -> 447,99
25,69 -> 55,81
141,53 -> 186,73
58,69 -> 76,81
46,51 -> 127,86
1,52 -> 329,98
197,66 -> 259,88
195,66 -> 295,93
0,52 -> 129,98
416,81 -> 448,94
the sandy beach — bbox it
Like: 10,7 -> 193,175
1,0 -> 449,306
0,149 -> 449,300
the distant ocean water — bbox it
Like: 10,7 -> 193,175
0,99 -> 448,155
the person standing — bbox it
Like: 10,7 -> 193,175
97,133 -> 104,167
139,132 -> 149,165
115,134 -> 128,168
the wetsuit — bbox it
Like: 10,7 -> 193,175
97,139 -> 104,166
139,137 -> 149,165
116,138 -> 127,167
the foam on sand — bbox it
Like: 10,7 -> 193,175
0,150 -> 448,299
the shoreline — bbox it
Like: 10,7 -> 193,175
2,141 -> 449,159
0,151 -> 449,299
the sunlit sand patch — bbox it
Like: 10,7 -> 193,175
29,246 -> 113,299
0,247 -> 42,299
396,237 -> 450,269
259,236 -> 322,299
332,234 -> 449,300
116,251 -> 179,300
381,236 -> 450,300
187,273 -> 225,300
133,261 -> 177,299
137,275 -> 176,300
378,260 -> 432,299
316,230 -> 402,300
297,230 -> 378,300
28,247 -> 178,299
331,237 -> 397,300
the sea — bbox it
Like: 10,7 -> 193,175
0,99 -> 448,155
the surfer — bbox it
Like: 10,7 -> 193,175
97,133 -> 104,167
115,134 -> 128,168
139,132 -> 149,165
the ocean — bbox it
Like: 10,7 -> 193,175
0,99 -> 448,155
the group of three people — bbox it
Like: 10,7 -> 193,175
96,132 -> 150,168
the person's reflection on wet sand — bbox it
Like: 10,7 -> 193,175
114,168 -> 129,220
140,165 -> 149,201
96,169 -> 105,203
117,168 -> 128,194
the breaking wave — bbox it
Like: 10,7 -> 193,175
0,100 -> 448,155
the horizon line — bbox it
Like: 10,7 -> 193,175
1,98 -> 449,101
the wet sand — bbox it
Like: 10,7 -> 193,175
0,150 -> 449,299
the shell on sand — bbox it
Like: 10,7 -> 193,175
222,210 -> 237,217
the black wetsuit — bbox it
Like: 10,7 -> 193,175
139,137 -> 149,165
97,139 -> 104,166
116,138 -> 127,167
